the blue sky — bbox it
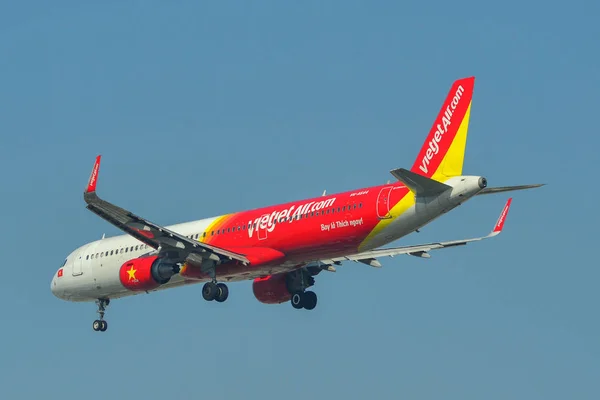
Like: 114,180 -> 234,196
1,1 -> 598,399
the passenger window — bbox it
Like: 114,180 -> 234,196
227,228 -> 231,233
211,231 -> 214,236
359,203 -> 362,208
125,248 -> 128,253
343,206 -> 346,211
110,250 -> 113,255
195,234 -> 198,239
86,255 -> 89,260
120,248 -> 124,254
203,232 -> 206,237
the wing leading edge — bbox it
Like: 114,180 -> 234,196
83,155 -> 250,265
320,198 -> 513,267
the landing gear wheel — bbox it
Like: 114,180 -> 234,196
215,283 -> 229,302
202,282 -> 219,301
93,320 -> 102,331
291,293 -> 304,309
100,320 -> 108,331
302,291 -> 317,310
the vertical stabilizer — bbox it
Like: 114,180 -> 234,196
410,77 -> 475,182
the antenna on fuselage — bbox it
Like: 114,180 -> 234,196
101,233 -> 105,239
322,190 -> 326,196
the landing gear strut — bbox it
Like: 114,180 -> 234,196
291,291 -> 317,310
202,281 -> 229,302
93,298 -> 109,332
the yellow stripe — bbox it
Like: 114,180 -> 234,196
200,214 -> 232,243
432,102 -> 472,182
358,193 -> 415,252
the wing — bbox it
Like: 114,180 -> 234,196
320,198 -> 513,268
83,155 -> 249,265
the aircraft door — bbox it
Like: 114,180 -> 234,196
376,186 -> 393,219
72,250 -> 84,276
73,243 -> 95,277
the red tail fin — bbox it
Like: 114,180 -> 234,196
410,77 -> 475,181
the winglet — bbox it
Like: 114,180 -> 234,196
86,155 -> 101,193
490,198 -> 512,236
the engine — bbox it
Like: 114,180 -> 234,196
252,274 -> 292,304
119,255 -> 178,292
252,269 -> 316,304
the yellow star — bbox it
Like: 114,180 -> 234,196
127,265 -> 137,281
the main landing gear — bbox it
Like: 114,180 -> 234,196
291,290 -> 318,310
202,281 -> 229,302
284,268 -> 319,310
93,298 -> 109,332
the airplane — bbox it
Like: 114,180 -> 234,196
51,76 -> 544,332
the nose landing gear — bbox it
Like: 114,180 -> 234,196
92,298 -> 109,332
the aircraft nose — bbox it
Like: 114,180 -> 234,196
51,269 -> 64,299
51,276 -> 59,297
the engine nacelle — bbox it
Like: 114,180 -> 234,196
252,274 -> 292,304
119,255 -> 177,292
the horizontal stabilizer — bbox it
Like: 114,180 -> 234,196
477,184 -> 545,196
390,168 -> 451,197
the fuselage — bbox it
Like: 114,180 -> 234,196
51,175 -> 485,302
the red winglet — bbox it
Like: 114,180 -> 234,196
86,155 -> 101,193
493,198 -> 512,233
